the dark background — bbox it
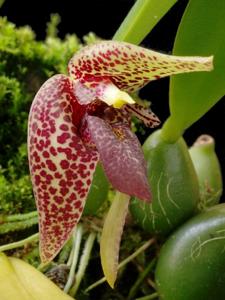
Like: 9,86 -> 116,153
1,0 -> 225,195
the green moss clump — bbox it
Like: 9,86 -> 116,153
0,174 -> 35,214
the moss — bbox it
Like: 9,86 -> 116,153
0,76 -> 28,165
0,175 -> 35,214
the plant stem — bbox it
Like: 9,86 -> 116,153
69,231 -> 96,297
0,217 -> 38,235
67,226 -> 82,267
1,211 -> 38,222
119,238 -> 155,269
58,238 -> 73,264
128,258 -> 157,300
64,225 -> 83,293
0,232 -> 39,252
160,116 -> 183,143
0,212 -> 38,237
85,238 -> 155,293
113,0 -> 178,44
84,273 -> 106,292
136,292 -> 159,300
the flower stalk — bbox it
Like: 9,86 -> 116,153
64,225 -> 83,293
85,237 -> 155,292
69,231 -> 96,296
0,233 -> 39,252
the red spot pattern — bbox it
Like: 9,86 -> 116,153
28,41 -> 212,264
28,75 -> 99,263
68,41 -> 212,93
60,160 -> 70,169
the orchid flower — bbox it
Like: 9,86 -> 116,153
28,41 -> 213,263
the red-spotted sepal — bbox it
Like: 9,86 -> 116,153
28,74 -> 99,263
68,41 -> 213,93
86,115 -> 151,202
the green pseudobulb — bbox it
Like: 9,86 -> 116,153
155,204 -> 225,300
189,134 -> 223,210
130,129 -> 199,235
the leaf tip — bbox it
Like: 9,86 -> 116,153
108,279 -> 116,289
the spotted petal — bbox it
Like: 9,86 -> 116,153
28,74 -> 99,263
86,115 -> 151,201
69,40 -> 213,93
124,103 -> 160,128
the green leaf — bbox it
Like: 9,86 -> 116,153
113,0 -> 178,44
0,0 -> 5,9
162,0 -> 225,142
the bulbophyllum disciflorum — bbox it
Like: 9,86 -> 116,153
28,41 -> 213,263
